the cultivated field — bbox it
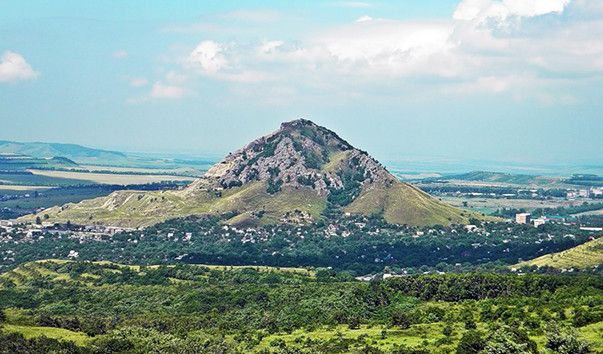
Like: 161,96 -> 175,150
442,196 -> 591,215
28,169 -> 195,185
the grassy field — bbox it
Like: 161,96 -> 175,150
28,169 -> 195,185
0,172 -> 92,186
514,237 -> 603,270
1,324 -> 90,346
257,323 -> 455,352
78,164 -> 203,176
0,185 -> 50,191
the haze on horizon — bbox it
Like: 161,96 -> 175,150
1,0 -> 602,167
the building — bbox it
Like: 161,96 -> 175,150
533,217 -> 547,227
515,213 -> 531,224
580,226 -> 603,232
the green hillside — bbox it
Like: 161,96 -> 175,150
514,237 -> 603,270
345,182 -> 487,226
21,181 -> 325,227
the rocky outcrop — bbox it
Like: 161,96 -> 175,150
192,119 -> 396,198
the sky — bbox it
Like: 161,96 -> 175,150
1,0 -> 602,168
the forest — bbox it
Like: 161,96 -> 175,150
0,260 -> 601,353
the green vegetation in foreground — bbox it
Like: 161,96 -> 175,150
0,260 -> 601,353
514,237 -> 603,270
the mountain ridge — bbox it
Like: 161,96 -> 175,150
0,140 -> 127,164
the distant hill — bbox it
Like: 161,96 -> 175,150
442,171 -> 559,185
22,119 -> 486,227
0,140 -> 127,165
563,174 -> 603,187
514,237 -> 603,270
0,154 -> 78,171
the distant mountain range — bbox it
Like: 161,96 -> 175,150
0,140 -> 214,170
0,140 -> 127,165
0,154 -> 78,171
22,119 -> 487,227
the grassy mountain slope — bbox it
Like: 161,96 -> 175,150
514,237 -> 603,269
345,182 -> 482,226
21,181 -> 325,227
21,119 -> 482,227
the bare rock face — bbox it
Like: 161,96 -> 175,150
190,119 -> 396,197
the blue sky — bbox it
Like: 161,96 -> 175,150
1,0 -> 602,167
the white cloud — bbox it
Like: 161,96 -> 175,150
150,82 -> 186,99
112,50 -> 128,59
187,40 -> 227,74
129,77 -> 148,87
258,40 -> 284,54
168,0 -> 599,104
453,0 -> 571,23
356,15 -> 373,23
0,51 -> 38,83
308,20 -> 453,71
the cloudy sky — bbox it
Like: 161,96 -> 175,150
1,0 -> 602,167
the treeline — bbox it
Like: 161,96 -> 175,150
493,202 -> 603,218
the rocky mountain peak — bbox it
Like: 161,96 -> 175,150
196,119 -> 396,197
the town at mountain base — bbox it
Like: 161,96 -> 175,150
21,119 -> 487,227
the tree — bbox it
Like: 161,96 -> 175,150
456,330 -> 485,354
484,329 -> 530,354
545,323 -> 590,354
0,309 -> 6,323
35,216 -> 41,225
443,324 -> 453,337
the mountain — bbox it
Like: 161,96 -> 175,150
0,154 -> 78,171
514,237 -> 603,270
21,119 -> 483,227
0,140 -> 127,165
